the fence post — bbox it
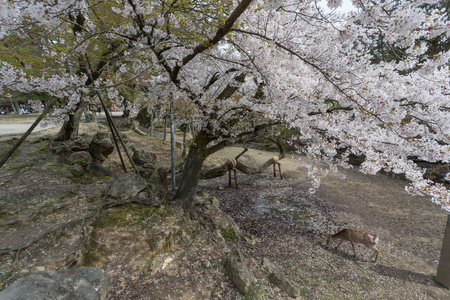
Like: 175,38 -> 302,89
436,214 -> 450,288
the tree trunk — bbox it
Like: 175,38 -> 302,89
57,100 -> 86,141
182,129 -> 187,158
173,130 -> 211,208
10,100 -> 19,114
163,113 -> 167,142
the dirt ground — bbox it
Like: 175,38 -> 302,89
0,118 -> 449,299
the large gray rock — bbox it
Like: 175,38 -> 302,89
69,151 -> 93,168
262,258 -> 300,298
225,249 -> 255,294
89,134 -> 114,162
133,149 -> 157,166
106,173 -> 147,199
67,137 -> 91,152
0,267 -> 107,300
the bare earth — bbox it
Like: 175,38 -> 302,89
0,120 -> 449,299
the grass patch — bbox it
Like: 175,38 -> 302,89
221,229 -> 239,241
94,203 -> 159,229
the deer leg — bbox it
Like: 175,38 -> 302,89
336,238 -> 344,250
370,247 -> 379,263
350,241 -> 356,256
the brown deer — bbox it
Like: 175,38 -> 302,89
326,228 -> 380,262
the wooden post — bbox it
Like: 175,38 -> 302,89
437,214 -> 450,288
273,162 -> 283,179
278,162 -> 283,180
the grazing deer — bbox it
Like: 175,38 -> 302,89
327,228 -> 379,262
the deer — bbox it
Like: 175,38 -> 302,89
326,228 -> 380,262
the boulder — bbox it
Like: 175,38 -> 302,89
133,149 -> 157,166
89,139 -> 114,162
70,164 -> 85,177
88,132 -> 114,163
106,173 -> 147,199
225,249 -> 255,294
0,267 -> 107,300
67,137 -> 91,152
262,257 -> 300,298
69,151 -> 93,168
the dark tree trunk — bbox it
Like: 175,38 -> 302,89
173,130 -> 211,208
57,101 -> 85,141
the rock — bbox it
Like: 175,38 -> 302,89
210,211 -> 241,235
212,229 -> 225,244
106,173 -> 147,199
225,249 -> 255,294
50,144 -> 71,156
161,257 -> 173,270
95,131 -> 111,141
262,258 -> 300,298
133,149 -> 157,166
194,195 -> 241,235
88,162 -> 113,177
67,137 -> 91,152
69,151 -> 93,168
0,267 -> 108,300
32,266 -> 46,273
149,167 -> 168,186
195,195 -> 220,210
89,134 -> 114,163
70,164 -> 85,177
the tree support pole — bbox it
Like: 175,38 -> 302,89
170,95 -> 176,189
0,98 -> 58,169
96,91 -> 139,174
105,105 -> 127,173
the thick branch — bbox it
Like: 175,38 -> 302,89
170,0 -> 254,82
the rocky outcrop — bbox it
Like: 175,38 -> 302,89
69,151 -> 93,168
262,257 -> 300,298
0,267 -> 108,300
225,249 -> 255,294
194,195 -> 241,236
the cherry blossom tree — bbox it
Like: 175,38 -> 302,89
1,0 -> 449,210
